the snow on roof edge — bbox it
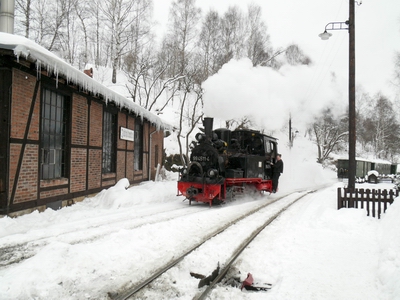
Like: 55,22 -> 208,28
0,32 -> 171,131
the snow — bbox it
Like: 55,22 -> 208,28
368,170 -> 380,177
1,136 -> 399,300
0,32 -> 168,131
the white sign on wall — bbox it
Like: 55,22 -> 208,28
120,127 -> 134,142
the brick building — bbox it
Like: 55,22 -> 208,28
0,33 -> 167,216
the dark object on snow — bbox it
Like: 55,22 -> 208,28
241,273 -> 254,290
241,273 -> 272,292
198,264 -> 220,288
190,272 -> 206,279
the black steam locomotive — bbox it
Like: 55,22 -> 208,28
177,117 -> 279,206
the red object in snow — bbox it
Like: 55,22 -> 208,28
241,273 -> 254,290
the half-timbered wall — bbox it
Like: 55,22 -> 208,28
0,55 -> 164,216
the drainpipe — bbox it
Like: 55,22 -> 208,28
0,0 -> 15,34
148,129 -> 157,181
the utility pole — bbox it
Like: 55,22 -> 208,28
348,0 -> 356,192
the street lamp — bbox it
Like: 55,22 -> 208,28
318,21 -> 349,40
319,1 -> 356,192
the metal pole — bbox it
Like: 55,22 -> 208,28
0,0 -> 15,34
348,0 -> 356,192
289,115 -> 292,146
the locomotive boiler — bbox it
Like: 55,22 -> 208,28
177,117 -> 279,206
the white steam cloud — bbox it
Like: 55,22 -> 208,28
202,58 -> 347,132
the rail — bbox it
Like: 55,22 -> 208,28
193,191 -> 314,300
111,189 -> 318,300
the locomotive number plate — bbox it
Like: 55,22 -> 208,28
193,156 -> 210,162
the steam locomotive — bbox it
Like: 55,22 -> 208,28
177,117 -> 279,206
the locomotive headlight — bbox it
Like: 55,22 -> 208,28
195,133 -> 205,142
207,169 -> 218,178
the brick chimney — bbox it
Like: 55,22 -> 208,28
0,0 -> 15,34
83,67 -> 93,78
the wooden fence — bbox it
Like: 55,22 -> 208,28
337,188 -> 399,219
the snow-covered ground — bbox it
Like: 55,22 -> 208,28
1,136 -> 399,300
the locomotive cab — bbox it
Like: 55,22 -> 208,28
219,129 -> 278,180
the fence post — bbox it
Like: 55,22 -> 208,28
337,187 -> 343,209
359,189 -> 364,209
348,188 -> 354,208
372,189 -> 376,218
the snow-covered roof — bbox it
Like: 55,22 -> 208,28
0,32 -> 168,130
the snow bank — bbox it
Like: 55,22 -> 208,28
377,197 -> 400,298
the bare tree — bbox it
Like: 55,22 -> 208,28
124,48 -> 183,111
15,0 -> 32,38
312,109 -> 348,163
198,9 -> 222,80
176,83 -> 204,166
225,117 -> 253,130
84,0 -> 104,68
126,0 -> 153,73
165,0 -> 201,81
393,51 -> 400,96
19,0 -> 72,52
245,4 -> 271,66
370,95 -> 399,159
219,6 -> 245,65
285,44 -> 312,66
72,1 -> 92,68
99,0 -> 138,83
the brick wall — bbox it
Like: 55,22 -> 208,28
117,151 -> 126,182
126,152 -> 134,182
89,102 -> 102,147
127,116 -> 135,151
40,188 -> 68,199
10,70 -> 40,140
10,144 -> 38,203
71,94 -> 88,145
88,149 -> 102,189
70,148 -> 87,192
87,101 -> 102,190
150,129 -> 164,180
70,93 -> 88,193
9,69 -> 40,204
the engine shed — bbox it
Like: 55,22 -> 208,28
0,33 -> 167,216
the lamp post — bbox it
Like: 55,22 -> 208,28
319,0 -> 356,192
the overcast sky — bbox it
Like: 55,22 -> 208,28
153,0 -> 400,131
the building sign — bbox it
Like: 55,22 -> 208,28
120,127 -> 134,142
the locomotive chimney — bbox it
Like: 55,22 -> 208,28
203,117 -> 214,140
0,0 -> 15,34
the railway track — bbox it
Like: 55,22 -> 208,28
110,189 -> 317,300
0,205 -> 210,268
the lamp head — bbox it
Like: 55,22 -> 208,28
318,31 -> 332,40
